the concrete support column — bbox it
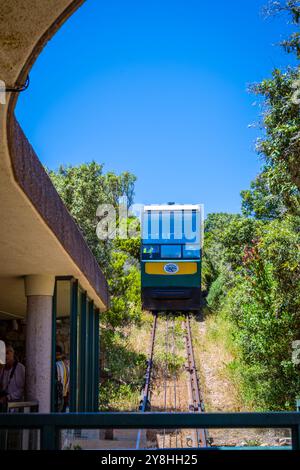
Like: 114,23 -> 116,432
25,275 -> 55,413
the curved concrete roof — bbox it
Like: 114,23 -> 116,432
0,0 -> 109,314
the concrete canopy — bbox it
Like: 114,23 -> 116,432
0,0 -> 109,317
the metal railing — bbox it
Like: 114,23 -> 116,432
0,412 -> 299,450
8,400 -> 39,413
1,401 -> 39,450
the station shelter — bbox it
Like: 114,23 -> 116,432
0,0 -> 109,413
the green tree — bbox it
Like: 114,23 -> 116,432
264,1 -> 300,57
103,251 -> 141,327
202,213 -> 241,307
221,217 -> 261,270
203,0 -> 300,411
242,1 -> 300,215
224,217 -> 300,409
251,69 -> 300,213
48,162 -> 142,327
241,171 -> 286,220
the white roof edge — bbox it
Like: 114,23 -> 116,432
144,204 -> 202,211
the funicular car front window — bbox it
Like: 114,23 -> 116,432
143,209 -> 200,244
183,210 -> 199,243
183,244 -> 200,258
161,245 -> 182,258
142,245 -> 160,259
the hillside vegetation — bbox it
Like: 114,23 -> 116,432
48,1 -> 300,411
202,1 -> 300,410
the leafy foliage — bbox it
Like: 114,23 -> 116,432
103,251 -> 142,328
243,0 -> 300,216
99,329 -> 147,410
203,3 -> 300,408
204,1 -> 300,410
204,213 -> 300,409
263,1 -> 300,58
48,161 -> 142,328
241,172 -> 287,220
202,213 -> 239,292
49,162 -> 144,410
48,162 -> 137,268
250,69 -> 300,214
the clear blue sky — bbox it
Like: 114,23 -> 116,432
16,0 -> 295,214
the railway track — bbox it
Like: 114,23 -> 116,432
185,314 -> 208,448
137,312 -> 209,449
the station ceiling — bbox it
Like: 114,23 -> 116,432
0,0 -> 109,318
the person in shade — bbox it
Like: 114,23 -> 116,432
0,344 -> 25,411
55,345 -> 70,412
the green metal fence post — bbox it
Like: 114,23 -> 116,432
88,301 -> 94,411
69,279 -> 78,412
94,308 -> 100,412
292,425 -> 300,450
91,303 -> 96,411
41,425 -> 56,450
79,291 -> 87,412
292,398 -> 300,449
51,280 -> 57,413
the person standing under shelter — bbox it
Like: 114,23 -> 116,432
55,345 -> 70,412
0,344 -> 25,411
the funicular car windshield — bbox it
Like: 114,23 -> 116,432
142,209 -> 200,244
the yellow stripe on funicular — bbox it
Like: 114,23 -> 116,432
145,262 -> 197,275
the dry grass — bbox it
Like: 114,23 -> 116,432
126,311 -> 153,356
99,312 -> 153,411
191,313 -> 246,412
189,313 -> 290,447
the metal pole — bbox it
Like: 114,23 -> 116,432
41,424 -> 57,450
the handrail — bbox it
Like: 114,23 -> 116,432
1,401 -> 39,450
1,411 -> 300,428
8,401 -> 39,412
0,412 -> 299,450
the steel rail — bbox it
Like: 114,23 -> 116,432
185,313 -> 208,448
136,311 -> 209,449
162,314 -> 169,448
172,317 -> 179,448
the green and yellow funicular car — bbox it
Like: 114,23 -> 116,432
141,203 -> 204,312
